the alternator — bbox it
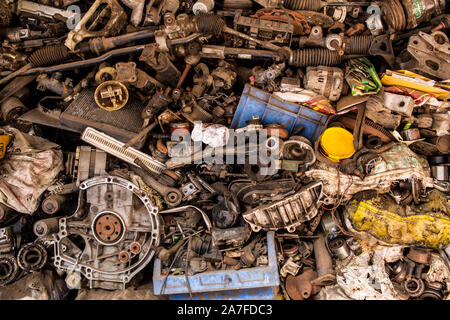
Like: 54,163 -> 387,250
50,175 -> 160,289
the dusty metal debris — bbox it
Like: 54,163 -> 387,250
0,0 -> 448,302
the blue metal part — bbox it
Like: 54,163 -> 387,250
168,286 -> 278,300
230,84 -> 329,143
153,231 -> 280,299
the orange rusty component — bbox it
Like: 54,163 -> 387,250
266,123 -> 289,139
156,139 -> 168,155
285,268 -> 320,300
94,213 -> 123,243
130,242 -> 141,254
346,23 -> 366,36
251,8 -> 311,35
118,251 -> 130,262
162,169 -> 180,182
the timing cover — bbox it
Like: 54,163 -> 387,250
52,175 -> 160,289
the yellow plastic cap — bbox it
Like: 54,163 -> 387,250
320,127 -> 355,161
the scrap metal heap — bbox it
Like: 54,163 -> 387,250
0,0 -> 448,300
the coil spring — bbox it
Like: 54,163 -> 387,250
29,44 -> 70,67
283,0 -> 322,11
289,48 -> 342,67
196,14 -> 225,35
344,36 -> 374,54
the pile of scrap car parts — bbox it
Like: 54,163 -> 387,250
0,0 -> 448,301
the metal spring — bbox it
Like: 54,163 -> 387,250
283,0 -> 322,11
29,44 -> 70,67
289,48 -> 343,67
196,14 -> 225,35
344,35 -> 374,54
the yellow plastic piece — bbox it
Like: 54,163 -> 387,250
319,127 -> 355,162
381,70 -> 450,100
0,135 -> 11,159
347,200 -> 450,248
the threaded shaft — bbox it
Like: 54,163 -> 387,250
344,36 -> 374,54
283,0 -> 322,11
289,48 -> 342,67
196,14 -> 225,35
29,44 -> 70,67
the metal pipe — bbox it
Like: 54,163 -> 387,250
311,232 -> 336,286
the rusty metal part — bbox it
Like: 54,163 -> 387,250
0,227 -> 15,253
93,212 -> 124,245
41,194 -> 68,215
123,121 -> 158,149
139,44 -> 181,87
265,124 -> 289,139
243,181 -> 323,232
282,243 -> 299,257
283,0 -> 323,11
343,35 -> 373,55
337,114 -> 395,143
311,232 -> 336,286
369,34 -> 395,67
158,238 -> 186,262
391,261 -> 408,283
252,8 -> 312,35
33,217 -> 60,237
346,23 -> 366,36
403,278 -> 425,298
65,0 -> 128,51
0,254 -> 19,286
382,0 -> 407,32
289,48 -> 343,67
407,248 -> 431,265
223,255 -> 239,266
134,165 -> 183,207
419,288 -> 443,300
17,242 -> 47,271
230,179 -> 296,206
401,0 -> 446,30
285,268 -> 319,300
53,175 -> 160,289
0,96 -> 28,122
118,251 -> 130,262
130,242 -> 141,254
234,15 -> 293,48
82,29 -> 156,55
401,128 -> 421,141
115,62 -> 163,92
328,237 -> 351,260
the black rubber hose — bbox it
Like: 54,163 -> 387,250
28,44 -> 70,67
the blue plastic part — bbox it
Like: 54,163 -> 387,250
231,84 -> 329,143
153,231 -> 280,299
168,286 -> 278,300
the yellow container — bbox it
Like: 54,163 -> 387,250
319,127 -> 355,162
0,135 -> 11,159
